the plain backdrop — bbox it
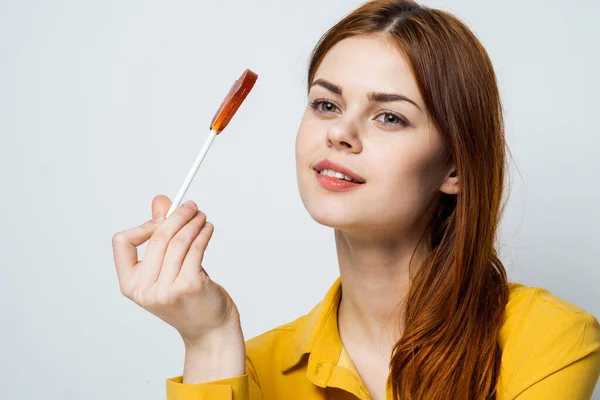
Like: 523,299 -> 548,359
1,0 -> 599,398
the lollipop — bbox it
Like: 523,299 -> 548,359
165,69 -> 258,218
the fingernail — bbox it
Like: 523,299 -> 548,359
152,213 -> 164,222
183,200 -> 196,209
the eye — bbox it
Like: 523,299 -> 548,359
374,112 -> 409,127
309,99 -> 341,114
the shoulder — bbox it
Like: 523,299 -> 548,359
241,277 -> 342,384
244,317 -> 301,357
242,301 -> 321,373
497,282 -> 600,398
505,281 -> 594,315
501,282 -> 599,343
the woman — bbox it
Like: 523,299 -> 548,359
112,0 -> 600,399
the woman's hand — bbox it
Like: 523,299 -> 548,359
112,195 -> 242,347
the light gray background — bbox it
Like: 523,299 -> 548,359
1,0 -> 599,399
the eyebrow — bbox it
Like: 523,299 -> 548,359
310,78 -> 422,112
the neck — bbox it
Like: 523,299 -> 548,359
335,227 -> 430,360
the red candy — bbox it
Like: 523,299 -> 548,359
209,69 -> 258,134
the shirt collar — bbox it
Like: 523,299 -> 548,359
279,276 -> 393,399
280,276 -> 343,382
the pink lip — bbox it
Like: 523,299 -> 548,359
312,159 -> 365,183
314,170 -> 363,191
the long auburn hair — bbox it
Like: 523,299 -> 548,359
306,1 -> 511,399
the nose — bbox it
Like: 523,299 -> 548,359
326,116 -> 363,153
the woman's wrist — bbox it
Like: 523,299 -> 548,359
182,326 -> 246,384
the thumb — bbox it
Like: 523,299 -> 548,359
152,195 -> 172,218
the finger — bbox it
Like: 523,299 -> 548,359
152,195 -> 172,219
176,220 -> 215,284
138,201 -> 198,285
157,211 -> 207,285
112,216 -> 162,286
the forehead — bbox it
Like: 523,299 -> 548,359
312,34 -> 421,102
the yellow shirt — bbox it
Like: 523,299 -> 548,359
166,277 -> 600,399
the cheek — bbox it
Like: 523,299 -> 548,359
371,149 -> 441,221
295,118 -> 317,193
294,129 -> 307,172
295,117 -> 322,162
381,162 -> 422,206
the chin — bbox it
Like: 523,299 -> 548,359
297,171 -> 369,230
301,197 -> 364,230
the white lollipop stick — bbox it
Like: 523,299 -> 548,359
164,68 -> 257,218
165,130 -> 217,218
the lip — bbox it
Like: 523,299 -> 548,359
312,159 -> 366,183
314,170 -> 363,191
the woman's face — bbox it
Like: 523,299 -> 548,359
295,34 -> 458,237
